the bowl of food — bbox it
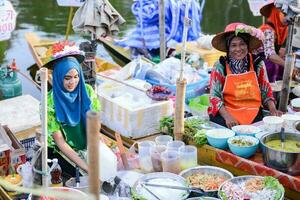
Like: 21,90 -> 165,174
231,125 -> 261,137
186,197 -> 220,200
206,129 -> 235,150
291,98 -> 300,112
227,136 -> 259,158
132,172 -> 190,200
179,166 -> 233,197
218,176 -> 284,200
261,132 -> 300,175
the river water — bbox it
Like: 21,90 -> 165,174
0,0 -> 261,99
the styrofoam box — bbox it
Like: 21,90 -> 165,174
97,85 -> 174,138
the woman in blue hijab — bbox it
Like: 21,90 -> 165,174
47,56 -> 100,173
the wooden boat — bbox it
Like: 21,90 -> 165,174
25,32 -> 121,71
98,37 -> 132,66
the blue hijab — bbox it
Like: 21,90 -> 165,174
52,57 -> 91,127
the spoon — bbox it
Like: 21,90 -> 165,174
75,166 -> 80,188
143,182 -> 206,195
280,127 -> 285,149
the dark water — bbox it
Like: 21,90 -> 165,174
0,0 -> 262,99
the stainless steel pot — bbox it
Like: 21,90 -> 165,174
261,132 -> 300,175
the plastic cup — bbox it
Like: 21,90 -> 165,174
178,145 -> 197,170
167,140 -> 185,151
138,141 -> 155,172
155,135 -> 173,146
150,145 -> 166,172
161,150 -> 181,174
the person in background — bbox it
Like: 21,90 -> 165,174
209,22 -> 282,128
258,0 -> 290,82
44,41 -> 100,175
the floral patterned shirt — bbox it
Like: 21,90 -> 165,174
208,57 -> 274,116
47,84 -> 101,148
255,29 -> 277,58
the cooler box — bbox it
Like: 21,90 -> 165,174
97,84 -> 173,138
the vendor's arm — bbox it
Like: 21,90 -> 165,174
263,29 -> 285,66
208,61 -> 239,128
219,106 -> 239,128
52,131 -> 89,172
256,61 -> 283,116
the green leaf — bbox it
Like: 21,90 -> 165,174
263,176 -> 284,200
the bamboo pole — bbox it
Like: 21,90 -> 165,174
159,0 -> 166,61
174,79 -> 186,141
279,21 -> 296,112
65,7 -> 74,40
40,67 -> 48,187
87,111 -> 101,200
174,0 -> 190,140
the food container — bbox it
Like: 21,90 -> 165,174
206,129 -> 235,150
155,135 -> 173,146
39,187 -> 88,200
161,150 -> 181,174
138,141 -> 155,173
132,172 -> 190,200
281,114 -> 300,132
167,140 -> 185,151
261,132 -> 300,175
150,145 -> 167,172
291,98 -> 300,112
227,136 -> 259,158
231,125 -> 261,137
263,116 -> 284,133
218,175 -> 284,200
178,145 -> 197,170
179,166 -> 233,197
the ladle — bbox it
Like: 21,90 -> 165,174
280,127 -> 285,149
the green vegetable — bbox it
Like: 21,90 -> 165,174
159,116 -> 174,136
193,129 -> 207,147
131,188 -> 147,200
219,190 -> 228,200
263,176 -> 284,200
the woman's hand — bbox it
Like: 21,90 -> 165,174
267,100 -> 283,117
219,106 -> 239,128
224,114 -> 239,129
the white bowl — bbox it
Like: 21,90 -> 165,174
291,98 -> 300,108
231,125 -> 261,137
263,116 -> 284,133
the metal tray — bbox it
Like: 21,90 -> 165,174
132,172 -> 190,200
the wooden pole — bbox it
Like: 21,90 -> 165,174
174,79 -> 186,141
279,21 -> 296,112
40,67 -> 48,187
87,111 -> 101,200
159,0 -> 166,61
65,7 -> 74,40
173,0 -> 190,140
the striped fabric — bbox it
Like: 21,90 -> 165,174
116,0 -> 204,50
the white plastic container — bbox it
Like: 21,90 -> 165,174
263,116 -> 284,133
99,142 -> 117,181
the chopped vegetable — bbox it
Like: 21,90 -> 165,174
193,129 -> 207,146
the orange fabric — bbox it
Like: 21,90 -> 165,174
223,54 -> 262,124
266,6 -> 288,46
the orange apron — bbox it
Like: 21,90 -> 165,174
223,54 -> 262,125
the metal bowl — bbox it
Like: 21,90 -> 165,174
261,132 -> 300,175
132,172 -> 190,200
218,175 -> 284,200
179,166 -> 234,197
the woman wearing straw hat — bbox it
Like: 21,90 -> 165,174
208,22 -> 282,128
44,41 -> 100,174
258,0 -> 290,82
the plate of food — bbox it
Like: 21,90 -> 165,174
218,176 -> 284,200
179,166 -> 233,197
132,172 -> 190,200
146,86 -> 173,101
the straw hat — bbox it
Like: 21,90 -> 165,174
211,22 -> 264,52
42,41 -> 85,69
260,0 -> 275,17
